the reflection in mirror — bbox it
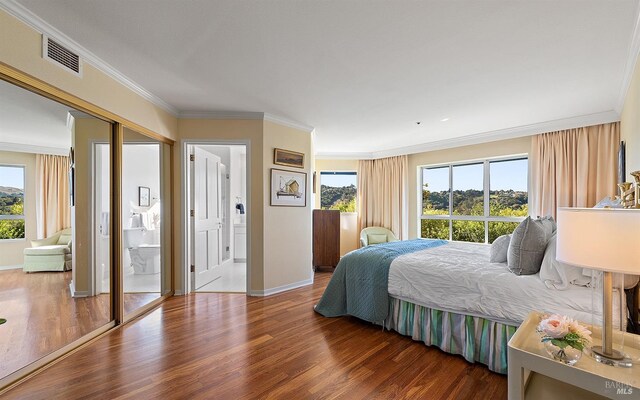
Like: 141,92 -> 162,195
122,128 -> 169,315
0,79 -> 112,378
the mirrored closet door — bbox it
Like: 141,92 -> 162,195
122,128 -> 171,317
0,79 -> 113,380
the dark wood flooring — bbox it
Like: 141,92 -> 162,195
4,272 -> 507,399
0,269 -> 159,379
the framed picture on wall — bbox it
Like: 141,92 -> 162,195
274,148 -> 304,168
271,168 -> 307,207
139,186 -> 150,207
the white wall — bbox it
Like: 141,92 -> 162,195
621,51 -> 640,177
122,144 -> 161,231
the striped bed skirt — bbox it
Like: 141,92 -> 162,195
384,297 -> 518,374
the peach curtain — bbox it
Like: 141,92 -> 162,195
36,154 -> 71,238
531,122 -> 620,219
357,155 -> 408,242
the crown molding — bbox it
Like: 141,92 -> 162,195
616,1 -> 640,114
178,111 -> 264,120
316,110 -> 620,160
263,113 -> 315,133
179,110 -> 316,133
315,152 -> 374,160
0,141 -> 68,156
0,0 -> 178,116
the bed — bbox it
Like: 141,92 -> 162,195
314,239 -> 628,374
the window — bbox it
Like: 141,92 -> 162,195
320,171 -> 357,212
0,165 -> 25,239
421,157 -> 528,243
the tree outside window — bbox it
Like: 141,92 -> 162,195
0,165 -> 26,240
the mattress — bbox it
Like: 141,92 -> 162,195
388,241 -> 624,327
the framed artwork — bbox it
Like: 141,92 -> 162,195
271,168 -> 307,207
274,148 -> 304,169
139,186 -> 150,207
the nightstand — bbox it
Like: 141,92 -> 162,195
508,311 -> 640,400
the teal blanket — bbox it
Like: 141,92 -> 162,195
314,239 -> 447,323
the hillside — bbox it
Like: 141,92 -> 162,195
0,186 -> 23,197
321,184 -> 356,211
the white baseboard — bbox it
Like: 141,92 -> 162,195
174,290 -> 185,296
249,278 -> 313,297
0,265 -> 22,271
69,280 -> 90,298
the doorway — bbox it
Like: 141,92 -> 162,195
185,143 -> 248,293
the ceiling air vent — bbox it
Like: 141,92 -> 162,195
42,35 -> 82,76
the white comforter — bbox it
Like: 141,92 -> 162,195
388,241 -> 623,326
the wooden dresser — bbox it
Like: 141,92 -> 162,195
313,209 -> 340,271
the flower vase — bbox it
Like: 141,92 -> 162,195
544,341 -> 582,365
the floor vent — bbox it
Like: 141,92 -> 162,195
42,35 -> 82,76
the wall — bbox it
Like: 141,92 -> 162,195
621,54 -> 640,177
407,136 -> 531,238
314,158 -> 359,255
0,10 -> 178,140
72,117 -> 112,295
0,150 -> 36,267
262,121 -> 313,290
176,119 -> 264,293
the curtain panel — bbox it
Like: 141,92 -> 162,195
36,154 -> 71,238
531,122 -> 620,219
357,155 -> 408,242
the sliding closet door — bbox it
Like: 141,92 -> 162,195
121,128 -> 171,317
0,79 -> 114,382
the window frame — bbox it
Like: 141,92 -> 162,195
319,170 -> 358,213
0,163 -> 26,241
419,155 -> 528,243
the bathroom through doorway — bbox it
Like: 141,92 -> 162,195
186,143 -> 248,293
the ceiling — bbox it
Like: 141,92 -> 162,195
0,78 -> 72,152
8,0 -> 640,157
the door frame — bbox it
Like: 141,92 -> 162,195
181,140 -> 251,295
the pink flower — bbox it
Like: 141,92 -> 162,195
538,314 -> 569,338
568,319 -> 592,345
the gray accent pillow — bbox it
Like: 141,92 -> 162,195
489,234 -> 511,263
507,217 -> 552,275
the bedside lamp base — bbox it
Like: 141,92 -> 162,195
591,346 -> 633,367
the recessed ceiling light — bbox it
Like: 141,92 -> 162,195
440,117 -> 450,122
416,121 -> 421,125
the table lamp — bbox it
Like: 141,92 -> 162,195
556,208 -> 640,365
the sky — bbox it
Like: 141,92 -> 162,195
0,166 -> 24,189
321,172 -> 357,187
423,158 -> 527,192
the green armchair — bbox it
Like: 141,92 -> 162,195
23,228 -> 72,272
360,226 -> 399,247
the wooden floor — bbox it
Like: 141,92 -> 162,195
0,269 -> 159,379
4,272 -> 507,399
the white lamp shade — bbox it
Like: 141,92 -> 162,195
556,208 -> 640,274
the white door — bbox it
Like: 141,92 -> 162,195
193,147 -> 223,289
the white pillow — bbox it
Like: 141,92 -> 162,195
489,234 -> 511,263
539,233 -> 591,290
